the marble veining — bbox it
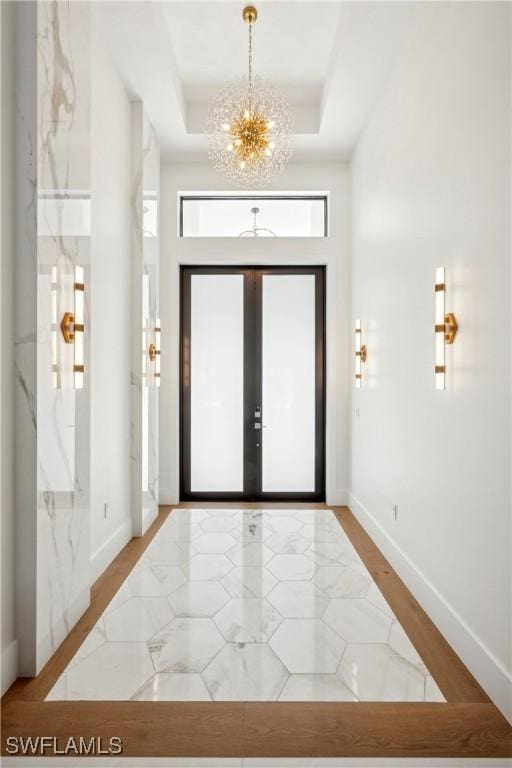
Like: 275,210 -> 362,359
32,0 -> 92,672
130,104 -> 160,536
46,508 -> 446,702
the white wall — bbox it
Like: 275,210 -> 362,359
159,161 -> 350,507
90,16 -> 132,580
1,0 -> 17,694
349,2 -> 511,720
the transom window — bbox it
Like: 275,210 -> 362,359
179,194 -> 328,238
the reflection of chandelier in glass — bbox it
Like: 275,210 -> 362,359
207,5 -> 293,188
239,207 -> 277,237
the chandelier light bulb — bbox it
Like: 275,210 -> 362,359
207,5 -> 293,188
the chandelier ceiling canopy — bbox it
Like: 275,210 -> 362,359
207,5 -> 293,188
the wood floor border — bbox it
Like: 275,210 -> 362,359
1,701 -> 511,758
2,503 -> 511,758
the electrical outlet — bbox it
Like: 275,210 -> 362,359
391,504 -> 398,521
104,502 -> 109,519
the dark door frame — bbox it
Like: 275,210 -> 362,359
180,265 -> 326,502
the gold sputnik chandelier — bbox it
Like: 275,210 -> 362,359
207,5 -> 293,188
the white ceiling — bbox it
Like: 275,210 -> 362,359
163,3 -> 340,86
95,1 -> 416,162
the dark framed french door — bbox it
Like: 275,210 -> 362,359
180,266 -> 325,501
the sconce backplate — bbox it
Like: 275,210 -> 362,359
444,313 -> 458,344
61,312 -> 75,344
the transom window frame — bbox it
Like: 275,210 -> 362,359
178,192 -> 329,239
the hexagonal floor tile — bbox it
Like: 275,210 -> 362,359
266,516 -> 303,534
60,642 -> 155,700
266,532 -> 310,554
313,565 -> 371,598
266,554 -> 316,581
104,597 -> 173,642
279,673 -> 358,701
128,564 -> 186,597
143,539 -> 194,566
425,675 -> 445,701
168,509 -> 210,524
169,581 -> 231,617
366,582 -> 395,618
323,598 -> 392,644
300,523 -> 348,543
148,618 -> 225,673
388,621 -> 426,671
226,541 -> 274,566
193,532 -> 237,554
269,618 -> 345,673
232,517 -> 271,542
132,673 -> 212,701
305,541 -> 355,567
203,643 -> 288,700
338,643 -> 427,701
267,580 -> 329,618
181,553 -> 234,581
159,519 -> 202,542
200,516 -> 239,533
214,598 -> 282,642
221,566 -> 278,598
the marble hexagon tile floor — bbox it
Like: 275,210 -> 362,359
46,509 -> 445,703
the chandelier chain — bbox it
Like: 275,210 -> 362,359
248,22 -> 253,99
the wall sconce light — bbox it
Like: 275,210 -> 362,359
146,321 -> 161,386
355,319 -> 367,388
50,266 -> 59,388
60,266 -> 85,389
434,267 -> 458,390
155,317 -> 161,387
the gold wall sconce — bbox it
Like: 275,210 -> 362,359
155,318 -> 161,387
146,319 -> 161,387
355,319 -> 366,388
60,266 -> 85,389
434,267 -> 458,390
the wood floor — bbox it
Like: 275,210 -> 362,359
2,504 -> 511,759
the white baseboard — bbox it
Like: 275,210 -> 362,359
1,639 -> 18,695
90,517 -> 133,582
327,488 -> 348,506
348,492 -> 512,724
158,486 -> 178,506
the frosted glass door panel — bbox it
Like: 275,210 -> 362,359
190,275 -> 244,492
262,274 -> 316,492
